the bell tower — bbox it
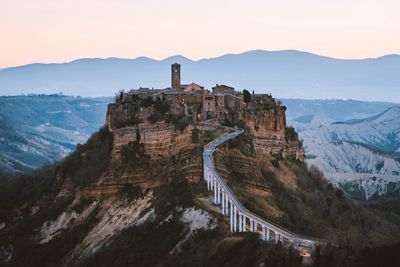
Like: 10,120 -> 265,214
171,63 -> 181,89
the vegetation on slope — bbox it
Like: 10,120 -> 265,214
1,123 -> 400,267
77,176 -> 303,267
0,124 -> 310,267
0,127 -> 114,266
215,132 -> 400,266
58,126 -> 113,187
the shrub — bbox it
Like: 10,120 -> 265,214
285,126 -> 298,142
243,89 -> 251,104
59,126 -> 113,187
141,96 -> 154,107
191,128 -> 200,143
154,97 -> 170,114
171,116 -> 190,132
120,140 -> 148,167
0,165 -> 56,220
121,184 -> 143,201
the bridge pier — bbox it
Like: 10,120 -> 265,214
221,190 -> 225,214
233,208 -> 237,232
262,227 -> 266,240
207,171 -> 210,190
213,178 -> 217,204
229,201 -> 233,231
217,183 -> 221,204
225,194 -> 229,215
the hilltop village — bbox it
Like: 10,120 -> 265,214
107,63 -> 280,125
106,63 -> 303,161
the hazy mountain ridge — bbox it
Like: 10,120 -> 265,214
284,100 -> 400,200
0,95 -> 111,173
1,50 -> 400,101
283,99 -> 396,124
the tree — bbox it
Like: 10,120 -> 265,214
243,89 -> 251,104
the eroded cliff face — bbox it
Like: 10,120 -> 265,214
243,108 -> 304,160
79,124 -> 203,198
0,121 -> 211,266
113,123 -> 193,159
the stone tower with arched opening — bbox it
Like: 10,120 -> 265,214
171,63 -> 181,89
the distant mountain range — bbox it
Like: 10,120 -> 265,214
284,99 -> 400,200
1,50 -> 400,102
0,95 -> 111,174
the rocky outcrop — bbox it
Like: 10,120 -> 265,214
113,122 -> 194,159
76,123 -> 202,199
243,108 -> 304,159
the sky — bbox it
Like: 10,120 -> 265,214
0,0 -> 399,68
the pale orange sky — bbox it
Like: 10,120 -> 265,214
0,0 -> 399,68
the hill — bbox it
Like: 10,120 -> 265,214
283,99 -> 396,125
1,50 -> 400,102
284,100 -> 400,200
0,95 -> 111,174
1,94 -> 400,266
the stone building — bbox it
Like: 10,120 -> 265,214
203,94 -> 226,120
212,84 -> 234,94
203,93 -> 243,120
113,63 -> 281,124
183,83 -> 204,92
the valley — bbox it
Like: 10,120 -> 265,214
284,100 -> 400,200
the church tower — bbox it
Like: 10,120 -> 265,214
171,63 -> 181,89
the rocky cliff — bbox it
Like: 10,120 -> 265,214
243,107 -> 304,160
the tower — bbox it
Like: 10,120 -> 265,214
171,63 -> 181,89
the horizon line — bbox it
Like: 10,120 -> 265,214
1,49 -> 399,70
1,93 -> 399,105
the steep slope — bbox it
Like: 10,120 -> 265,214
0,123 -> 306,267
213,133 -> 400,239
1,114 -> 400,266
0,95 -> 111,174
1,50 -> 400,101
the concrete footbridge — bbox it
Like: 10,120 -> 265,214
203,129 -> 324,254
